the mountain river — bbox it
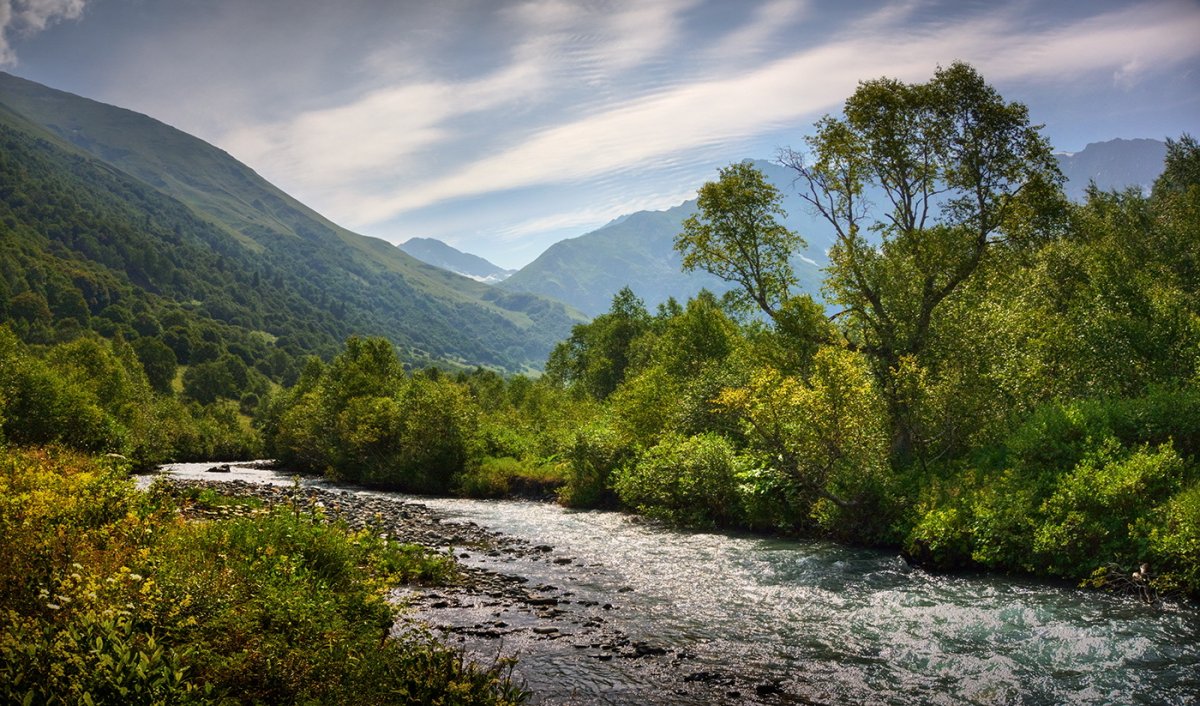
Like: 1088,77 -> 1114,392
155,463 -> 1199,705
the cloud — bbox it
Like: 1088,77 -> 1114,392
206,0 -> 1200,249
706,0 -> 810,63
339,2 -> 1200,224
491,187 -> 698,243
220,0 -> 703,210
0,0 -> 87,65
967,1 -> 1200,86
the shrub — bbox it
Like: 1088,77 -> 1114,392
0,447 -> 526,705
1140,480 -> 1200,594
456,456 -> 564,499
735,463 -> 815,534
1034,440 -> 1188,578
1005,386 -> 1200,474
613,433 -> 746,528
557,419 -> 633,508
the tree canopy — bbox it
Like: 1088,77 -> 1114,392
780,61 -> 1060,369
674,161 -> 804,320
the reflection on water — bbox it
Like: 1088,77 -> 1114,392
156,463 -> 1200,705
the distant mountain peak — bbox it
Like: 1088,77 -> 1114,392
1055,137 -> 1167,201
399,237 -> 516,284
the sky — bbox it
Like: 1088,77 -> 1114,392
3,0 -> 1199,269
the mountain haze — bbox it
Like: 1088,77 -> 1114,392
398,237 -> 515,284
0,72 -> 581,371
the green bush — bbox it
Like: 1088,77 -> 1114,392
0,447 -> 526,705
456,456 -> 564,499
613,433 -> 746,528
1140,479 -> 1200,594
1034,440 -> 1187,578
1005,387 -> 1200,474
734,464 -> 815,534
557,419 -> 633,508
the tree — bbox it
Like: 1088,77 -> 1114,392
132,337 -> 178,393
779,62 -> 1061,454
1153,133 -> 1200,197
675,162 -> 803,320
545,287 -> 650,400
717,346 -> 890,538
182,361 -> 236,404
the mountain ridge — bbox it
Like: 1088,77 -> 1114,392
1055,137 -> 1167,201
0,71 -> 581,372
398,237 -> 515,284
499,159 -> 832,317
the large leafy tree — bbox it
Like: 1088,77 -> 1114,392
674,161 -> 802,320
779,62 -> 1061,453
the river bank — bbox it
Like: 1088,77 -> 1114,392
152,463 -> 1200,705
156,473 -> 794,705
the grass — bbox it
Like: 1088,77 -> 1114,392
0,446 -> 527,705
455,456 -> 566,499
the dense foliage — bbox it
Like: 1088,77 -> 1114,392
500,71 -> 1199,599
261,336 -> 592,498
0,325 -> 258,467
0,448 -> 525,705
0,72 -> 579,374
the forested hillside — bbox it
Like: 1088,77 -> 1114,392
0,72 -> 581,373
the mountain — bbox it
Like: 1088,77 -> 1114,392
398,237 -> 515,284
0,72 -> 581,373
499,159 -> 833,317
1056,138 -> 1167,202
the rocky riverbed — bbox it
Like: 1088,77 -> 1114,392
155,476 -> 798,705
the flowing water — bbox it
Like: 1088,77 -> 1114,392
156,463 -> 1200,704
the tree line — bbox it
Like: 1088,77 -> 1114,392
263,64 -> 1200,597
3,63 -> 1196,602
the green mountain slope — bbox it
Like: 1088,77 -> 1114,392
0,72 -> 581,371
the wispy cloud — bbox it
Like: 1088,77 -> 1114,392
706,0 -> 810,64
968,1 -> 1200,87
78,0 -> 1193,263
0,0 -> 87,65
491,186 -> 698,243
291,0 -> 1199,229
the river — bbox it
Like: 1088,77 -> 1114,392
156,463 -> 1200,705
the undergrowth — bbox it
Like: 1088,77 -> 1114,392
0,446 -> 527,705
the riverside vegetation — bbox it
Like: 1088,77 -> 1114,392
264,65 -> 1200,599
0,448 -> 527,705
1,63 -> 1198,702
